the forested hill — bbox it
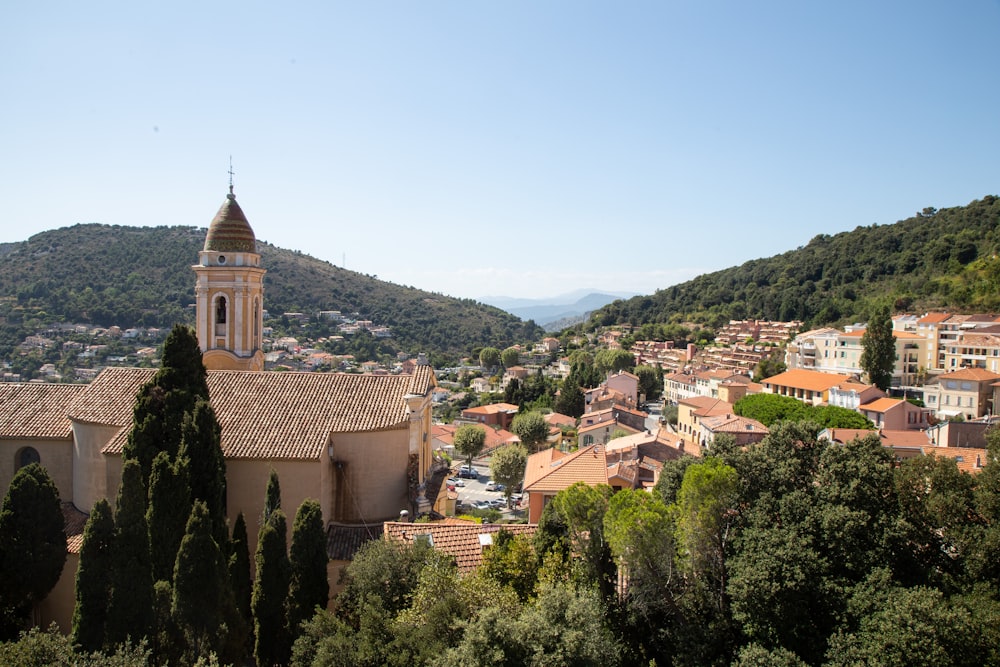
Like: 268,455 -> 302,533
0,224 -> 543,361
590,195 -> 1000,330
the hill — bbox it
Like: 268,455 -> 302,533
481,290 -> 636,329
0,224 -> 544,363
587,195 -> 1000,331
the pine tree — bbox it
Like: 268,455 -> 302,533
287,499 -> 329,639
146,451 -> 192,583
253,510 -> 290,667
181,398 -> 227,544
172,501 -> 227,663
0,464 -> 67,639
106,460 -> 154,648
71,498 -> 114,652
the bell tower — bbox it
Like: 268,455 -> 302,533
192,186 -> 266,371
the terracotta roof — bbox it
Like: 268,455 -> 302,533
523,445 -> 608,493
936,368 -> 1000,382
544,412 -> 576,428
0,383 -> 85,439
822,428 -> 878,445
923,446 -> 989,474
462,403 -> 519,416
69,365 -> 435,460
383,520 -> 537,573
762,369 -> 854,392
204,193 -> 257,253
523,447 -> 567,488
327,521 -> 384,561
917,312 -> 951,324
63,502 -> 89,555
859,397 -> 905,413
699,414 -> 768,434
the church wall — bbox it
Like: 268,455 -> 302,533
226,458 -> 323,558
329,428 -> 410,523
37,551 -> 78,633
1,437 -> 73,499
72,423 -> 120,512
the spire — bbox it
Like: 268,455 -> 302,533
228,156 -> 235,198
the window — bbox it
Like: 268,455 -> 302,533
16,447 -> 39,470
583,434 -> 594,446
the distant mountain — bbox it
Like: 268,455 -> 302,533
588,196 -> 1000,332
0,224 -> 544,363
481,290 -> 636,328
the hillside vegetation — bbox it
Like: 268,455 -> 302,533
0,224 -> 543,361
589,195 -> 1000,330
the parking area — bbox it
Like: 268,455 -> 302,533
447,462 -> 524,516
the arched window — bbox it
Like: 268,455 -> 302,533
214,295 -> 227,336
16,447 -> 40,470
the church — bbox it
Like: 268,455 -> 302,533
0,188 -> 443,631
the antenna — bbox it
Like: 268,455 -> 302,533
228,156 -> 235,195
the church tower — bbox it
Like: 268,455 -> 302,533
192,187 -> 266,371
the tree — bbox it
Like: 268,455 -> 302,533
860,304 -> 897,391
71,499 -> 115,652
146,451 -> 191,584
634,364 -> 664,401
489,444 -> 528,506
453,424 -> 487,473
511,411 -> 549,453
253,510 -> 291,667
0,464 -> 67,639
172,501 -> 228,663
555,374 -> 585,418
479,347 -> 501,372
501,347 -> 520,368
264,468 -> 281,522
180,398 -> 227,545
287,499 -> 329,642
594,348 -> 635,376
106,459 -> 154,648
228,512 -> 253,651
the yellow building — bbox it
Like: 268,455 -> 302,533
1,189 -> 443,632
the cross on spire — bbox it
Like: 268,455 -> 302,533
228,156 -> 235,195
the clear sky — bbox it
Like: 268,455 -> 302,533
2,2 -> 998,301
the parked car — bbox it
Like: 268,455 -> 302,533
447,477 -> 465,487
485,481 -> 505,492
457,468 -> 478,479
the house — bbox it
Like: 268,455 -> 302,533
577,418 -> 641,447
857,397 -> 931,431
663,371 -> 698,404
925,417 -> 1000,449
470,377 -> 492,393
922,367 -> 1000,421
459,402 -> 519,431
676,396 -> 733,441
697,413 -> 768,448
523,446 -> 609,522
761,369 -> 854,405
383,519 -> 538,573
605,370 -> 640,406
827,381 -> 885,410
1,189 -> 441,633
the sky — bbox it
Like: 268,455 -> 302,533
2,2 -> 999,302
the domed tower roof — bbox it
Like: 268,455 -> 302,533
204,191 -> 257,253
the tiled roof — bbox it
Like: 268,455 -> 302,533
700,414 -> 767,434
859,397 -> 905,413
924,446 -> 989,474
462,403 -> 519,416
383,520 -> 537,573
523,447 -> 567,488
523,445 -> 608,493
917,312 -> 951,324
937,368 -> 1000,382
327,522 -> 384,561
544,412 -> 576,428
69,365 -> 435,460
204,193 -> 256,253
63,502 -> 89,555
762,369 -> 853,392
0,383 -> 85,439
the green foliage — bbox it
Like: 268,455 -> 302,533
264,468 -> 281,522
734,393 -> 874,429
227,512 -> 253,654
171,501 -> 229,663
500,347 -> 521,368
253,510 -> 291,667
0,464 -> 66,639
146,451 -> 191,583
453,423 -> 487,472
594,348 -> 635,375
287,499 -> 330,642
106,460 -> 154,648
0,624 -> 151,667
860,303 -> 898,391
634,364 -> 664,401
479,347 -> 501,371
511,411 -> 550,453
72,499 -> 115,652
179,399 -> 227,545
554,374 -> 585,418
752,348 -> 787,382
489,444 -> 528,503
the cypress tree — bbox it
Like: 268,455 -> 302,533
181,399 -> 227,545
106,459 -> 154,648
172,501 -> 227,663
229,512 -> 254,654
252,510 -> 290,667
146,451 -> 192,583
860,304 -> 898,392
287,499 -> 329,639
71,498 -> 114,652
264,469 -> 281,522
0,463 -> 67,639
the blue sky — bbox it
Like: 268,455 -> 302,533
2,2 -> 998,300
